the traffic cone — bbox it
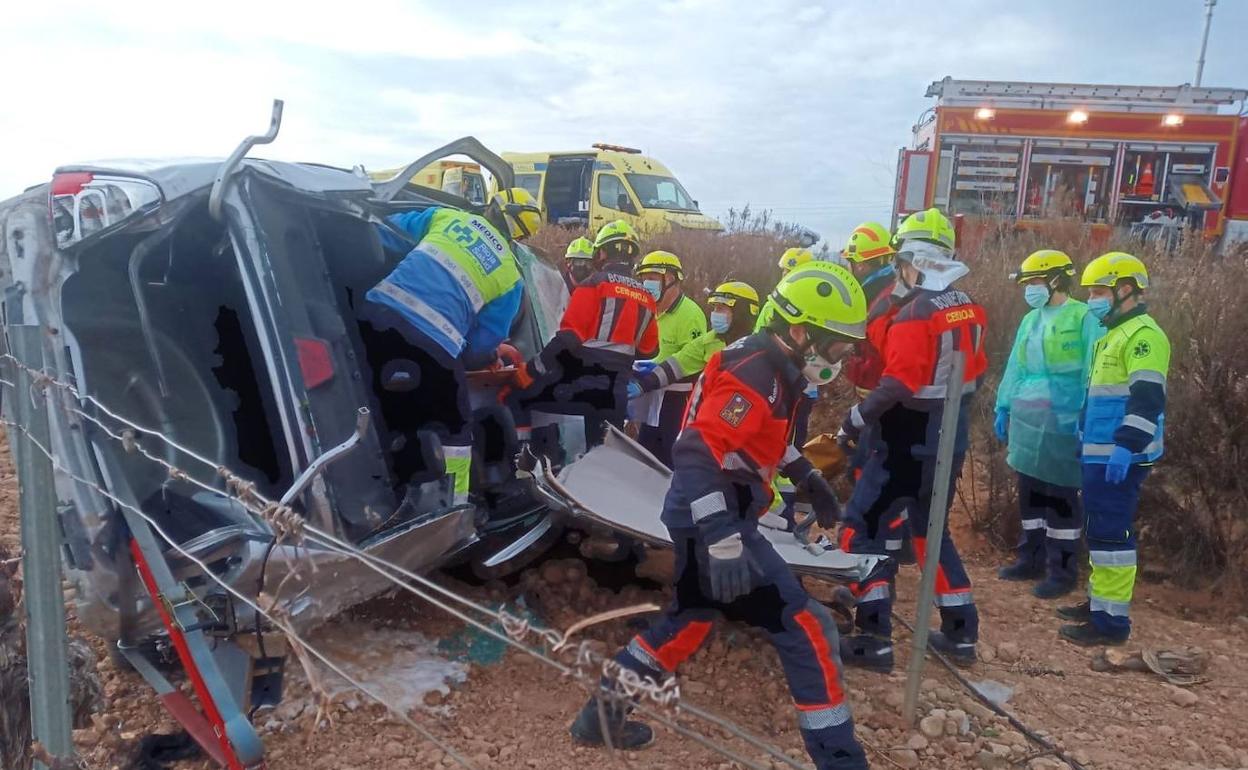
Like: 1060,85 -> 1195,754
1137,162 -> 1155,198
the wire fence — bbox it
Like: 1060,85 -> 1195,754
0,353 -> 812,770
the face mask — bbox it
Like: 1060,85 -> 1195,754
710,310 -> 731,334
569,262 -> 594,285
643,279 -> 663,300
1024,285 -> 1050,309
803,354 -> 842,385
1087,296 -> 1112,320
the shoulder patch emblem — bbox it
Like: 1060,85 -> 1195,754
1132,340 -> 1151,359
719,392 -> 752,427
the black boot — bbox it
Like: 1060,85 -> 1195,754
1059,622 -> 1128,647
997,559 -> 1043,581
569,696 -> 655,750
1032,577 -> 1076,600
928,632 -> 976,667
839,634 -> 894,673
1055,600 -> 1091,622
895,538 -> 917,566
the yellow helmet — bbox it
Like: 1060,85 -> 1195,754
636,250 -> 684,280
842,222 -> 896,263
769,261 -> 867,340
708,281 -> 760,316
777,247 -> 814,273
1082,251 -> 1150,289
565,236 -> 594,261
895,207 -> 955,250
593,219 -> 641,262
489,187 -> 542,239
1014,249 -> 1075,284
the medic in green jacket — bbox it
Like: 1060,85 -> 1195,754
994,250 -> 1105,598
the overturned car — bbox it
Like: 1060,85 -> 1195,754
0,104 -> 878,767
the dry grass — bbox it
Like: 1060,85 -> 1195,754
531,214 -> 1248,602
958,220 -> 1248,601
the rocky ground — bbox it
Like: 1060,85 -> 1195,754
3,432 -> 1247,770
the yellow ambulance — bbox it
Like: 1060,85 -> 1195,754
501,143 -> 722,234
369,159 -> 487,205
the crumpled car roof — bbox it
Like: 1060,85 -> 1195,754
53,157 -> 374,201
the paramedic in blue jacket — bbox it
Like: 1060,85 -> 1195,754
362,188 -> 541,506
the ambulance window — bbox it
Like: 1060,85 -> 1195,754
515,173 -> 541,198
598,174 -> 627,210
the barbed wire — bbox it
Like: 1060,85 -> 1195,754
0,357 -> 811,770
0,399 -> 481,770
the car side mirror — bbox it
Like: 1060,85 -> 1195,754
617,193 -> 637,215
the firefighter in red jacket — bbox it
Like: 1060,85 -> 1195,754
511,220 -> 658,460
838,234 -> 988,672
569,262 -> 870,770
840,220 -> 918,564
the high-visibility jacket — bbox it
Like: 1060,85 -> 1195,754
368,208 -> 523,360
551,261 -> 659,366
662,333 -> 808,530
1081,306 -> 1170,465
849,285 -> 988,429
996,298 -> 1103,487
645,294 -> 707,390
638,330 -> 726,393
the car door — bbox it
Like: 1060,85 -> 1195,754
224,169 -> 396,540
592,170 -> 642,229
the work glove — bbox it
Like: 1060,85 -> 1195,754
993,408 -> 1009,443
704,531 -> 754,604
784,455 -> 842,529
627,378 -> 642,399
1105,445 -> 1132,484
840,405 -> 865,443
804,471 -> 842,528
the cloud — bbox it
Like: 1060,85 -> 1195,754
3,0 -> 1246,245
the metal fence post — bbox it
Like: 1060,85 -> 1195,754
8,326 -> 74,769
902,352 -> 966,725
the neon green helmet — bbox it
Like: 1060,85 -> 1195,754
895,207 -> 955,250
769,261 -> 867,340
593,219 -> 641,262
777,247 -> 814,274
1014,249 -> 1074,284
1082,251 -> 1150,289
636,250 -> 684,280
708,281 -> 760,316
842,222 -> 896,263
565,236 -> 594,261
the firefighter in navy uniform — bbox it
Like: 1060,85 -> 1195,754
838,232 -> 988,672
840,220 -> 918,564
510,220 -> 659,460
569,263 -> 870,770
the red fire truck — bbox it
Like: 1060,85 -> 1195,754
893,78 -> 1248,248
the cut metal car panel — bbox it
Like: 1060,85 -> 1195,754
539,426 -> 884,582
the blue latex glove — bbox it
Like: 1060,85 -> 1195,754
1105,445 -> 1132,484
994,408 -> 1009,442
632,360 -> 658,375
627,379 -> 642,399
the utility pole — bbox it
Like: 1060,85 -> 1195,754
1195,0 -> 1216,87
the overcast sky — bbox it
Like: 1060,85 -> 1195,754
3,0 -> 1246,245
